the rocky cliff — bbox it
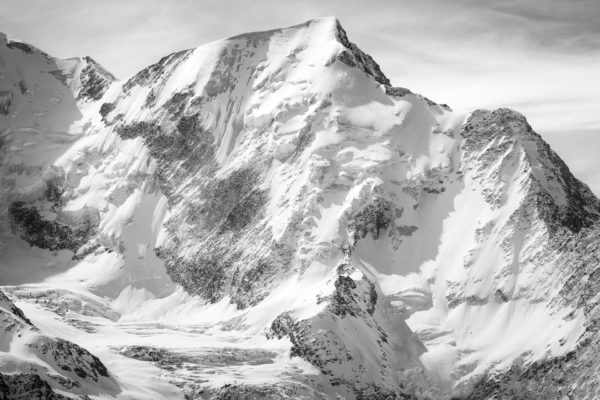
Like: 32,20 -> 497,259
0,18 -> 598,399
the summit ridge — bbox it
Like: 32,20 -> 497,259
0,18 -> 598,400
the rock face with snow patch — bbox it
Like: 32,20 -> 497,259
0,18 -> 599,400
0,290 -> 117,398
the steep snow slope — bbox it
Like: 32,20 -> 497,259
0,289 -> 119,399
1,17 -> 599,400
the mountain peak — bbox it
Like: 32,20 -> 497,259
226,16 -> 341,42
1,19 -> 599,400
117,16 -> 403,122
331,18 -> 391,86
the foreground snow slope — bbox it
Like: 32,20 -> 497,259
1,17 -> 599,399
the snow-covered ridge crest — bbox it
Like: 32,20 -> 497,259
1,17 -> 600,399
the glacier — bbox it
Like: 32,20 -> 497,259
0,18 -> 599,399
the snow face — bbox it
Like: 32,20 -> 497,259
0,288 -> 120,398
1,17 -> 599,400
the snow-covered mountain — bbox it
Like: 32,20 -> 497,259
1,17 -> 599,399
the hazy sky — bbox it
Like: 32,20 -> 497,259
1,0 -> 599,193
